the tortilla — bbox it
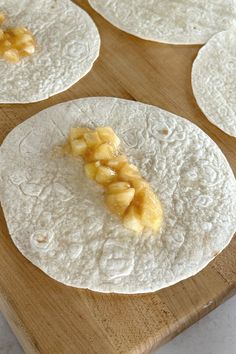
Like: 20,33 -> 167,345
88,0 -> 236,44
1,97 -> 236,293
192,28 -> 236,138
0,0 -> 100,103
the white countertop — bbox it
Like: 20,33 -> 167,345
0,295 -> 236,354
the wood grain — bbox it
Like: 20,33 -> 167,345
0,1 -> 235,353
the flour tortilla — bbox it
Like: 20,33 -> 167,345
192,28 -> 236,138
1,97 -> 236,293
0,0 -> 100,103
88,0 -> 236,44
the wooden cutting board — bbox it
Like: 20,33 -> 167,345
0,1 -> 235,353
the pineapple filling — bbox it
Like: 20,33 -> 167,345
0,12 -> 36,63
66,126 -> 163,234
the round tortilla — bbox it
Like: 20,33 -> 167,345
0,0 -> 100,103
192,28 -> 236,138
88,0 -> 236,44
1,97 -> 236,293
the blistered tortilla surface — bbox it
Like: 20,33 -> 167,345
0,0 -> 100,103
1,98 -> 236,293
89,0 -> 236,44
192,28 -> 236,138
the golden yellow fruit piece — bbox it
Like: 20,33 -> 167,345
22,44 -> 35,55
106,155 -> 127,170
94,143 -> 115,160
131,178 -> 149,193
83,149 -> 96,162
135,189 -> 163,232
105,188 -> 135,216
84,131 -> 102,148
84,161 -> 100,180
0,22 -> 36,63
66,125 -> 163,234
3,48 -> 20,63
2,40 -> 11,48
119,163 -> 141,182
14,33 -> 33,46
71,138 -> 87,156
96,127 -> 120,148
107,181 -> 131,194
69,127 -> 91,142
8,27 -> 27,36
95,165 -> 116,185
123,205 -> 144,233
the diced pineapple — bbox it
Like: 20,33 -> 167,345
123,205 -> 144,233
69,127 -> 91,142
71,138 -> 87,156
95,166 -> 116,185
131,179 -> 149,193
9,27 -> 27,36
141,206 -> 163,231
94,143 -> 115,160
65,125 -> 163,234
84,161 -> 100,180
107,181 -> 131,194
105,188 -> 135,216
22,44 -> 35,55
0,24 -> 36,63
14,33 -> 33,46
106,155 -> 127,170
3,40 -> 11,48
83,149 -> 95,162
96,127 -> 120,148
84,131 -> 102,148
119,163 -> 141,182
136,189 -> 163,232
3,48 -> 20,63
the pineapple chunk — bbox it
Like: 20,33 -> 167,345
95,166 -> 116,185
3,40 -> 11,48
71,138 -> 87,156
84,131 -> 101,148
3,48 -> 20,63
8,27 -> 27,36
22,44 -> 35,55
106,155 -> 127,170
105,188 -> 135,216
135,189 -> 163,232
131,179 -> 149,193
69,127 -> 91,142
96,127 -> 120,148
107,181 -> 131,194
14,33 -> 33,46
0,23 -> 36,63
84,161 -> 100,180
83,149 -> 96,162
123,205 -> 144,233
94,143 -> 115,160
119,163 -> 141,182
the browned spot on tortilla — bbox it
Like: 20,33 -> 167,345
162,129 -> 169,135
